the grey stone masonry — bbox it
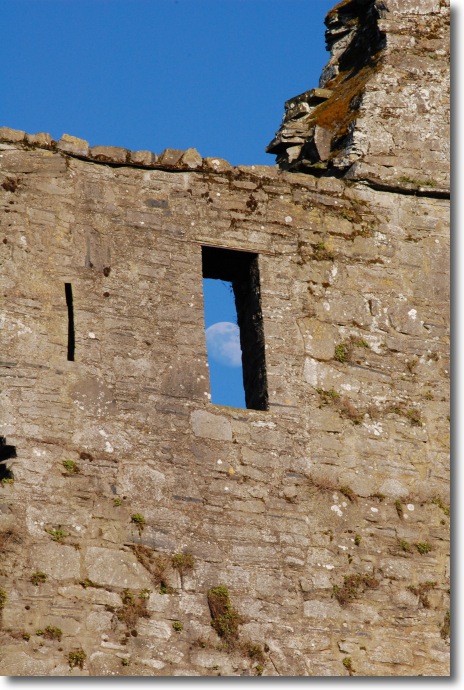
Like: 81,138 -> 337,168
0,0 -> 449,678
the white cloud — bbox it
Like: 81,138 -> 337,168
205,322 -> 242,368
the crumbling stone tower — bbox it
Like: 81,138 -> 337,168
0,0 -> 450,677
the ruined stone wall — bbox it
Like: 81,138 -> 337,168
267,0 -> 450,192
0,0 -> 450,678
0,126 -> 449,676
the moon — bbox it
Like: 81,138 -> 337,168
205,322 -> 242,367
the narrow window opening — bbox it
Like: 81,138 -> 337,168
65,283 -> 75,361
0,436 -> 16,482
202,246 -> 268,411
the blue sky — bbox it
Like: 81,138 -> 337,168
1,0 -> 334,408
1,0 -> 333,165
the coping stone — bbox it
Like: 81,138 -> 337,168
0,126 -> 26,143
57,133 -> 89,156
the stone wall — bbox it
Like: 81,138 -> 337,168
0,126 -> 450,676
267,0 -> 450,192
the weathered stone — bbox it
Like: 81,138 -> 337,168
137,619 -> 172,639
90,145 -> 128,163
190,409 -> 232,441
57,133 -> 89,156
26,132 -> 53,148
31,542 -> 81,580
180,147 -> 202,169
203,156 -> 232,172
0,126 -> 26,143
267,0 -> 449,190
303,599 -> 339,619
299,318 -> 338,360
314,125 -> 333,161
130,150 -> 158,166
84,547 -> 152,588
158,148 -> 184,166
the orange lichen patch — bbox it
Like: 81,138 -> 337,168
305,59 -> 382,146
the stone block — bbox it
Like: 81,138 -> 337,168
0,650 -> 56,676
180,147 -> 202,169
307,407 -> 344,433
85,611 -> 113,632
57,133 -> 89,156
0,126 -> 26,143
203,156 -> 232,172
90,145 -> 128,163
190,409 -> 232,441
385,0 -> 441,15
31,542 -> 81,580
371,641 -> 413,665
137,619 -> 172,639
158,148 -> 184,166
299,318 -> 337,360
57,585 -> 122,608
130,150 -> 158,165
84,547 -> 152,589
314,125 -> 333,161
147,592 -> 170,613
117,463 -> 166,502
378,478 -> 409,498
25,132 -> 53,148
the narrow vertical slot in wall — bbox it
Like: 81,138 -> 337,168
202,246 -> 268,411
65,283 -> 75,361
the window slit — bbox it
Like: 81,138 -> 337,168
65,283 -> 75,361
202,246 -> 268,411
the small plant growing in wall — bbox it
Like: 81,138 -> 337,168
207,585 -> 243,644
334,337 -> 370,364
172,620 -> 183,632
332,573 -> 379,606
312,241 -> 334,261
241,641 -> 266,665
431,496 -> 450,517
354,534 -> 362,546
407,581 -> 437,608
343,657 -> 355,675
131,545 -> 172,593
398,539 -> 412,553
45,527 -> 67,543
62,460 -> 80,474
117,589 -> 151,629
131,513 -> 146,534
171,552 -> 195,576
315,388 -> 364,425
406,409 -> 422,427
30,571 -> 48,586
415,542 -> 432,555
334,343 -> 350,363
68,648 -> 86,670
38,625 -> 62,641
